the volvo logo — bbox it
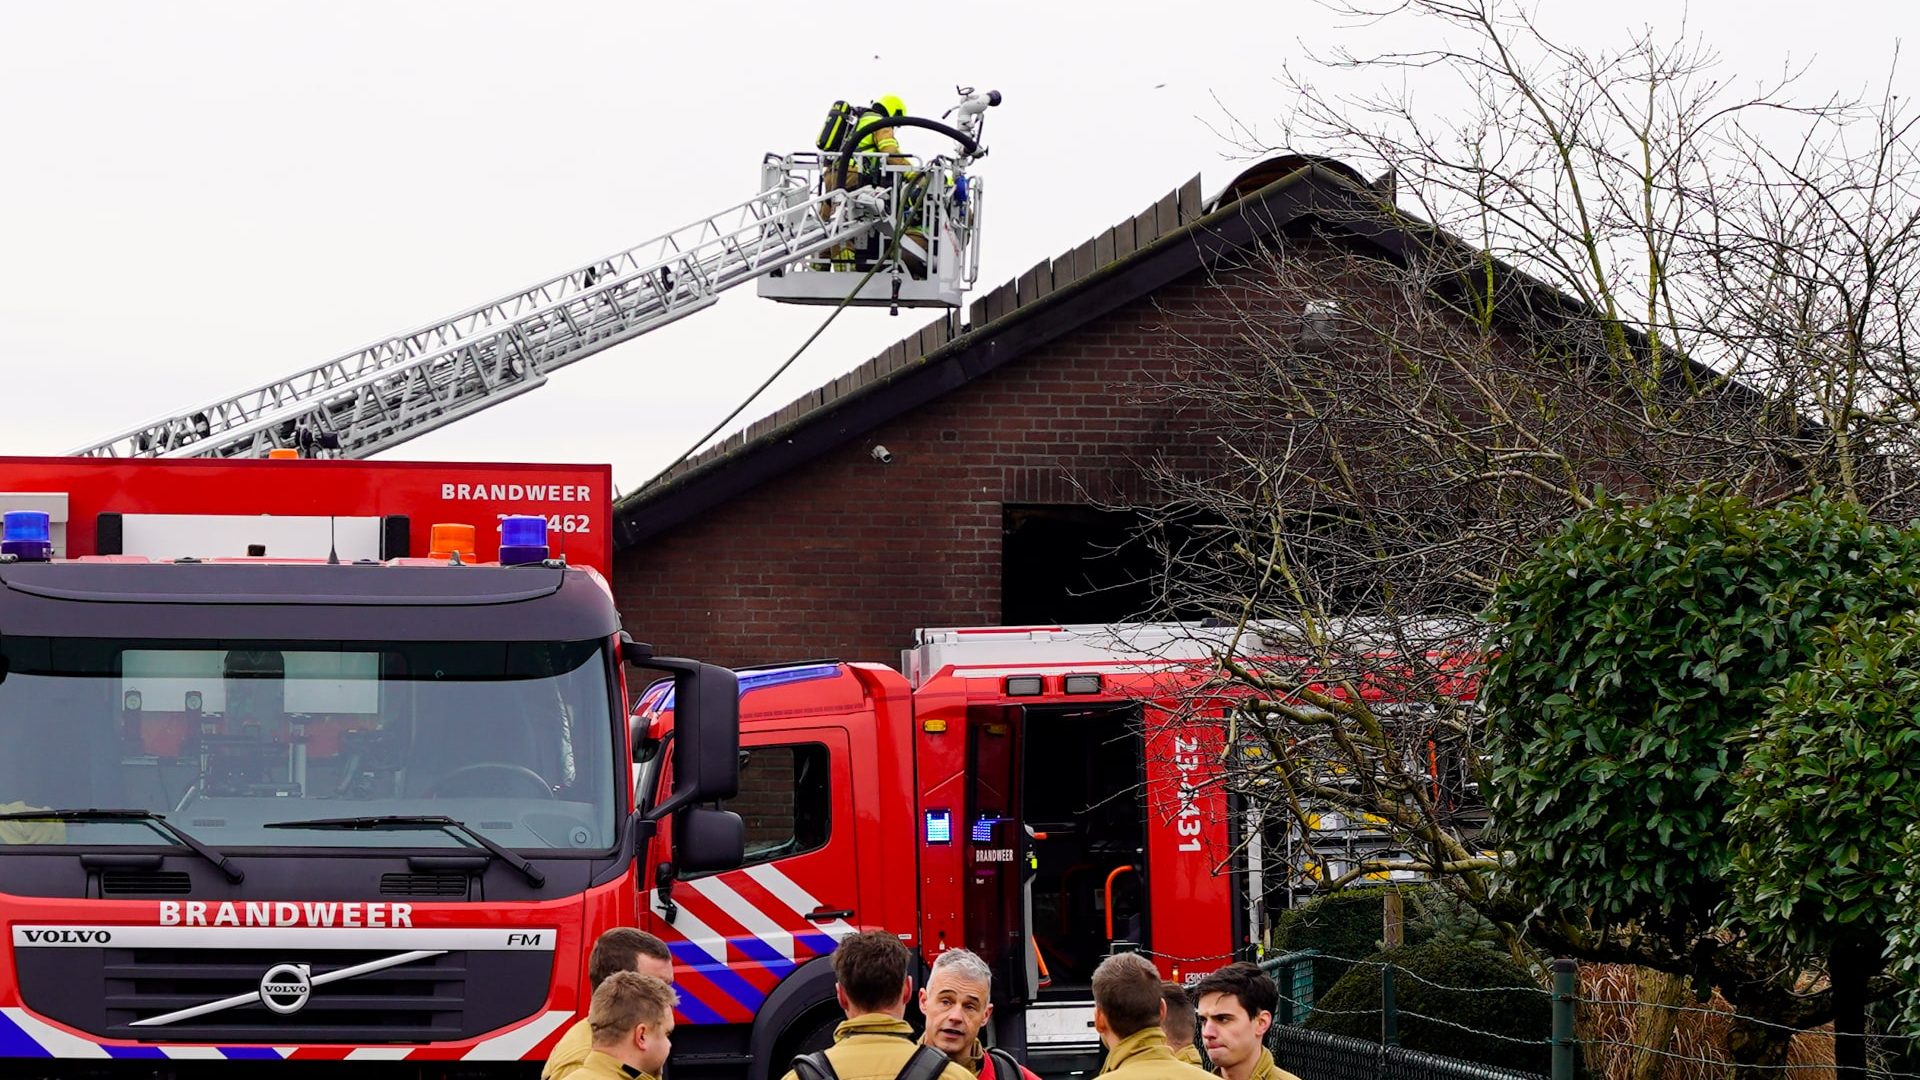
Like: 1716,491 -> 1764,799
258,963 -> 312,1015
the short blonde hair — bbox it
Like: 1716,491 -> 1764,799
590,971 -> 677,1046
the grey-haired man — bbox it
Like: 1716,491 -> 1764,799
918,948 -> 1041,1080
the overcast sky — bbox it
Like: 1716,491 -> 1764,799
1,1 -> 1911,493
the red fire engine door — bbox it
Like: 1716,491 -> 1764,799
642,727 -> 858,1024
1018,703 -> 1151,995
961,707 -> 1025,1001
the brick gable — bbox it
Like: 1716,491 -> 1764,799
614,261 -> 1272,667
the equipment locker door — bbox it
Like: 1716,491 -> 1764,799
1140,706 -> 1235,982
642,725 -> 858,1025
960,707 -> 1025,998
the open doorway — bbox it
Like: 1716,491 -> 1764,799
1001,506 -> 1162,625
1021,703 -> 1146,995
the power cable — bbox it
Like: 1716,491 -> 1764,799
655,226 -> 905,483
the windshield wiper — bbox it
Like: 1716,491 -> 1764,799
0,808 -> 243,883
262,814 -> 544,887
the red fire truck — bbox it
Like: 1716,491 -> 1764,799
631,624 -> 1262,1079
0,455 -> 744,1077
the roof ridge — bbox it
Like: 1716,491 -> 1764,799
639,174 -> 1205,492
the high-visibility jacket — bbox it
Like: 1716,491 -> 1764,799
567,1049 -> 656,1080
1246,1047 -> 1302,1080
937,1039 -> 1042,1080
778,1015 -> 975,1080
1095,1028 -> 1213,1079
857,118 -> 901,156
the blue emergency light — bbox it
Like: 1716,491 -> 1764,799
498,515 -> 550,566
1,511 -> 53,562
647,663 -> 842,712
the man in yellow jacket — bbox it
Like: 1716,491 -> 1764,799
918,947 -> 1040,1079
823,95 -> 910,271
544,928 -> 675,1080
1090,953 -> 1211,1078
1160,982 -> 1205,1068
566,971 -> 676,1080
779,929 -> 974,1080
1192,963 -> 1301,1080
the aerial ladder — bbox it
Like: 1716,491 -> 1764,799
71,89 -> 1001,461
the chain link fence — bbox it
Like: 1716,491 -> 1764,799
1261,950 -> 1552,1080
1270,1025 -> 1549,1080
1253,952 -> 1919,1079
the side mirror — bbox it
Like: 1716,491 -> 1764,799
674,805 -> 745,874
619,632 -> 655,667
642,655 -> 740,818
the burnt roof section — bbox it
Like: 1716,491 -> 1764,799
0,562 -> 620,641
613,157 -> 1412,549
612,153 -> 1760,550
638,173 -> 1206,492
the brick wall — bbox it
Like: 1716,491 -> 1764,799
612,227 -> 1413,668
612,261 -> 1273,669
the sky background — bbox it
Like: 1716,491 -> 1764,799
1,1 -> 1912,494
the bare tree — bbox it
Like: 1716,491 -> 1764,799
1111,4 -> 1920,1077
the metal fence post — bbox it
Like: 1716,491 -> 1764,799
1382,963 -> 1399,1046
1278,954 -> 1295,1027
1258,949 -> 1319,1027
1551,958 -> 1577,1080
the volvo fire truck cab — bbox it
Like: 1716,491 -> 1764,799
0,456 -> 744,1075
632,624 -> 1258,1080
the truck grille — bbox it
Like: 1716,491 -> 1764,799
99,870 -> 193,897
108,948 -> 466,1040
379,872 -> 470,897
16,945 -> 551,1044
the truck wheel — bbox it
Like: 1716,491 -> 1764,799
776,1010 -> 840,1067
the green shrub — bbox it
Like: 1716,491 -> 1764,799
1273,885 -> 1428,956
1273,886 -> 1427,988
1405,888 -> 1506,954
1269,885 -> 1507,989
1304,941 -> 1550,1074
1484,489 -> 1920,944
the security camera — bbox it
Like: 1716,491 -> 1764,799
1301,299 -> 1342,347
870,445 -> 894,464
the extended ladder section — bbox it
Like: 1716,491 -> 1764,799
71,89 -> 1000,461
71,181 -> 885,461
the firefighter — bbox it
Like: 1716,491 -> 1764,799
918,948 -> 1041,1080
1089,953 -> 1211,1078
781,929 -> 973,1080
565,971 -> 676,1080
822,95 -> 907,189
822,95 -> 910,271
1160,982 -> 1206,1068
1192,963 -> 1300,1080
544,929 -> 675,1080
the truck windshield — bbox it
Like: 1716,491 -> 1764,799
0,637 -> 617,852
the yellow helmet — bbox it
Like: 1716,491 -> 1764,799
874,94 -> 906,118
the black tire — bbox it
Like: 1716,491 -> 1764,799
775,1009 -> 841,1070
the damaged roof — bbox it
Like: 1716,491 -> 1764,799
610,156 -> 1409,551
